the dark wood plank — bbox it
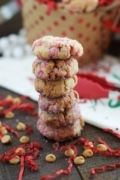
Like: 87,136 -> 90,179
0,87 -> 81,180
0,87 -> 120,180
74,125 -> 120,180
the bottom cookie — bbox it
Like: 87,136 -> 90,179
37,118 -> 84,142
38,103 -> 82,127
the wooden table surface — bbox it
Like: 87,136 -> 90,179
0,87 -> 120,180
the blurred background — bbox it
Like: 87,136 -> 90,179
0,0 -> 120,101
0,0 -> 22,36
0,0 -> 120,59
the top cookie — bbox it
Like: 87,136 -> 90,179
32,36 -> 83,60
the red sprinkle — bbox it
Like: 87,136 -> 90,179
25,124 -> 34,134
98,0 -> 114,6
103,128 -> 120,139
18,156 -> 25,180
3,103 -> 38,116
3,123 -> 19,138
37,0 -> 57,14
0,126 -> 3,140
25,156 -> 38,171
0,95 -> 38,118
40,143 -> 77,180
90,163 -> 120,176
0,141 -> 42,180
40,158 -> 73,180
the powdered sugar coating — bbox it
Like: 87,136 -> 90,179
32,36 -> 83,60
38,103 -> 81,127
37,118 -> 84,142
32,57 -> 78,80
38,90 -> 79,113
34,75 -> 78,98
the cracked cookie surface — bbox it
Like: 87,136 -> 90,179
38,90 -> 79,113
32,36 -> 83,60
37,118 -> 83,142
38,104 -> 81,127
34,75 -> 78,98
32,57 -> 78,80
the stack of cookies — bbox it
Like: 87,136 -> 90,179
32,36 -> 84,142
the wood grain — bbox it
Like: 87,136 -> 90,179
0,87 -> 120,180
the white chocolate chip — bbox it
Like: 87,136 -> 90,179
13,98 -> 21,105
1,135 -> 11,144
5,111 -> 14,119
20,136 -> 29,143
0,106 -> 4,111
2,127 -> 8,135
9,156 -> 20,164
45,154 -> 56,162
16,122 -> 26,131
5,95 -> 13,101
15,148 -> 25,154
82,149 -> 93,157
84,141 -> 94,149
73,156 -> 85,165
64,148 -> 74,157
97,144 -> 107,152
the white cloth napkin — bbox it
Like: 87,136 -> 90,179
0,56 -> 39,101
0,55 -> 120,135
79,98 -> 120,134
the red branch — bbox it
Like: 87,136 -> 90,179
40,143 -> 77,180
98,0 -> 114,6
25,124 -> 34,134
37,0 -> 57,14
0,141 -> 42,180
3,123 -> 19,138
103,128 -> 120,139
18,156 -> 25,180
0,95 -> 38,117
90,163 -> 120,175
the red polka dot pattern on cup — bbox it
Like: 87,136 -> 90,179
61,31 -> 67,36
33,5 -> 37,9
39,16 -> 44,20
78,33 -> 83,38
22,1 -> 118,66
54,21 -> 59,26
78,18 -> 84,23
61,16 -> 66,20
47,26 -> 52,31
85,37 -> 90,42
69,26 -> 75,31
86,23 -> 91,28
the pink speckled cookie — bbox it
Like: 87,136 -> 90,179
32,57 -> 78,80
38,104 -> 81,127
34,75 -> 78,98
37,118 -> 84,142
38,90 -> 79,113
32,36 -> 83,60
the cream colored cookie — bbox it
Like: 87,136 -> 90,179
34,75 -> 78,98
61,0 -> 98,13
38,90 -> 79,113
38,103 -> 81,127
32,36 -> 83,60
37,118 -> 83,142
32,57 -> 78,80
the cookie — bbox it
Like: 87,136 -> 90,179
32,57 -> 78,80
32,36 -> 83,60
37,118 -> 83,142
38,104 -> 81,127
60,0 -> 98,13
38,90 -> 79,113
34,75 -> 78,98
